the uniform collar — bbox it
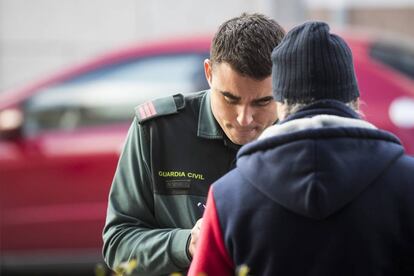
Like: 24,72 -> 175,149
197,90 -> 223,139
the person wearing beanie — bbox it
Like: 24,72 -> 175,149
189,21 -> 414,276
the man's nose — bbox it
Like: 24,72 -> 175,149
237,105 -> 254,126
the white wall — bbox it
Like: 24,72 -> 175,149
1,0 -> 299,92
0,0 -> 136,92
306,0 -> 414,8
1,0 -> 412,93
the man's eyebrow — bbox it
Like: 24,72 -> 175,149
220,91 -> 273,103
220,91 -> 241,100
252,96 -> 274,103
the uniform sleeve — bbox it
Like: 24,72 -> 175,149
188,188 -> 234,276
102,118 -> 191,275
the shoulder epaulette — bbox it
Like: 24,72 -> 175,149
135,94 -> 186,124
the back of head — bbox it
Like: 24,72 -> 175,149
210,13 -> 285,80
271,21 -> 360,104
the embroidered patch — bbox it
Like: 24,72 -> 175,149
166,180 -> 191,189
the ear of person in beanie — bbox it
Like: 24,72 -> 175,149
271,21 -> 360,103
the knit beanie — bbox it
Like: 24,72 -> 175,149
271,21 -> 359,103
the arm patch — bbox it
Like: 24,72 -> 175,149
135,94 -> 185,124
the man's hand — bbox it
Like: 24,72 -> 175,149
188,218 -> 203,257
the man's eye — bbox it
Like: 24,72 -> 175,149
224,96 -> 238,104
254,99 -> 272,107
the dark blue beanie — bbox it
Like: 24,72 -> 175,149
271,21 -> 360,103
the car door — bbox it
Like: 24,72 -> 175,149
0,52 -> 209,268
353,38 -> 414,154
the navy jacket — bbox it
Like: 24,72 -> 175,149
195,100 -> 414,276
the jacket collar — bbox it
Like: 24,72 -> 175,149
197,90 -> 223,139
238,99 -> 401,159
260,100 -> 368,140
282,99 -> 361,123
259,114 -> 377,140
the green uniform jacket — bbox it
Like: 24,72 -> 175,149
103,91 -> 239,275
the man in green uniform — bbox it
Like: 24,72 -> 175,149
103,13 -> 285,275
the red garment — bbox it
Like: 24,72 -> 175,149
188,188 -> 234,276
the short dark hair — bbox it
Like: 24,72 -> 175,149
210,13 -> 285,80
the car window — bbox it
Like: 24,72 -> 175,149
370,39 -> 414,80
23,53 -> 209,136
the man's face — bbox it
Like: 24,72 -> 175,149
204,60 -> 277,145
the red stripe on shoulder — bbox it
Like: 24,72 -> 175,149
138,105 -> 147,119
147,101 -> 157,116
143,103 -> 152,117
138,100 -> 157,120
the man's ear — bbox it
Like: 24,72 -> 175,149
204,59 -> 213,87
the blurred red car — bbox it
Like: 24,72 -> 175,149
0,37 -> 210,274
0,32 -> 413,274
